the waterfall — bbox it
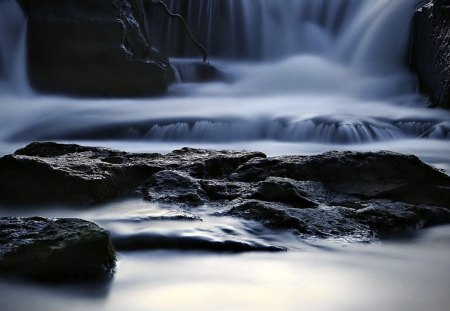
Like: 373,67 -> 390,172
1,0 -> 448,150
151,0 -> 424,72
0,0 -> 30,94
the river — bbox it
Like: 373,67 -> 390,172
0,0 -> 449,310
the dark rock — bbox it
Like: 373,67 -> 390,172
145,170 -> 205,205
412,0 -> 450,108
199,179 -> 250,201
112,232 -> 284,253
231,151 -> 450,207
227,200 -> 310,234
164,147 -> 266,179
250,177 -> 318,209
348,200 -> 450,237
226,199 -> 371,239
0,142 -> 264,205
0,217 -> 116,282
18,0 -> 173,97
0,142 -> 162,205
1,142 -> 450,241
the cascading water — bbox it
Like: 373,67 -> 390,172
152,0 -> 420,68
0,0 -> 449,166
0,0 -> 30,94
1,2 -> 450,310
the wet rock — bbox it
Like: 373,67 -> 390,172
0,217 -> 116,282
112,232 -> 284,253
412,0 -> 450,108
226,200 -> 371,239
227,200 -> 310,234
250,177 -> 319,208
348,200 -> 450,237
199,179 -> 251,201
0,142 -> 161,205
1,142 -> 450,241
145,170 -> 204,205
165,147 -> 266,179
231,151 -> 450,207
0,142 -> 264,205
18,0 -> 173,97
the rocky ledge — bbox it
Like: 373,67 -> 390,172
412,0 -> 450,108
18,0 -> 173,97
1,142 -> 450,242
0,217 -> 116,282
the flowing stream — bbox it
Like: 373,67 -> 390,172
0,0 -> 450,310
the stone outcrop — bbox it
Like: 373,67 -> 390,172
0,217 -> 116,282
412,0 -> 450,108
17,0 -> 173,97
0,142 -> 263,205
1,142 -> 450,241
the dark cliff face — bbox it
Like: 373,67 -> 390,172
17,0 -> 174,97
412,0 -> 450,108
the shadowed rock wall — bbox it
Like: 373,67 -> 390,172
17,0 -> 173,97
412,0 -> 450,108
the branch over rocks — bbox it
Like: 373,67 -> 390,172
150,0 -> 209,62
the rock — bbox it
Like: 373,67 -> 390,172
0,142 -> 264,205
17,0 -> 173,97
145,170 -> 205,205
412,0 -> 450,108
349,200 -> 450,238
112,232 -> 284,253
163,147 -> 266,179
231,151 -> 450,207
0,142 -> 161,205
0,217 -> 116,282
1,142 -> 450,241
227,200 -> 311,234
249,177 -> 318,209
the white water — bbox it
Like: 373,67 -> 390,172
1,0 -> 450,310
1,197 -> 450,311
0,0 -> 30,94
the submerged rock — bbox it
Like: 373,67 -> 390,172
1,142 -> 450,242
18,0 -> 173,97
112,232 -> 284,253
0,217 -> 116,282
412,0 -> 450,108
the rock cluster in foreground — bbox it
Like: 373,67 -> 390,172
1,142 -> 449,242
0,217 -> 116,282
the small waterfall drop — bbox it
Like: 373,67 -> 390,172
0,0 -> 30,94
151,0 -> 424,72
1,0 -> 448,151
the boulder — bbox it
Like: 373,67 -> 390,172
412,0 -> 450,108
0,142 -> 162,204
0,142 -> 264,205
231,151 -> 450,207
17,0 -> 173,97
0,217 -> 116,282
